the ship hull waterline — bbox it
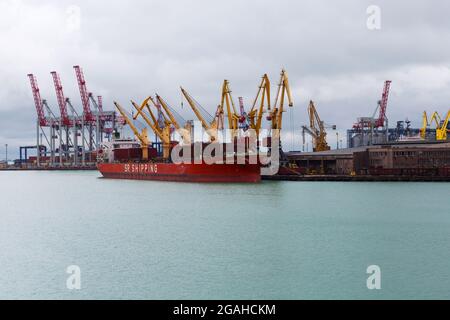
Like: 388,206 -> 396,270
97,162 -> 261,183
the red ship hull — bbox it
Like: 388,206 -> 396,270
97,162 -> 261,183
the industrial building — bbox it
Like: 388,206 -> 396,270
283,141 -> 450,179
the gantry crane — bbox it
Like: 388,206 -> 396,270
131,97 -> 171,159
420,111 -> 441,140
436,110 -> 450,141
220,80 -> 240,138
302,100 -> 335,152
114,101 -> 150,160
248,74 -> 271,138
267,69 -> 293,131
180,87 -> 222,142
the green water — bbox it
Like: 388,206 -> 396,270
0,171 -> 449,299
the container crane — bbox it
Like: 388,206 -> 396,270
248,73 -> 271,137
267,69 -> 293,131
28,73 -> 61,165
114,101 -> 150,160
74,65 -> 94,122
51,71 -> 71,126
51,71 -> 79,163
74,65 -> 101,151
131,98 -> 171,159
180,87 -> 219,142
28,74 -> 50,127
302,100 -> 335,152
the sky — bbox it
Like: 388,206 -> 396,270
1,0 -> 450,158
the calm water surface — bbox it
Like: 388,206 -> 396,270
0,171 -> 449,299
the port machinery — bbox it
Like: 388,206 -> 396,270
107,69 -> 294,166
347,80 -> 395,147
302,100 -> 336,152
420,110 -> 450,141
27,66 -> 123,167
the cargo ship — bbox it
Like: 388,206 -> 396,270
97,162 -> 261,183
97,139 -> 261,183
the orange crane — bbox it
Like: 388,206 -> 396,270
302,100 -> 335,152
180,87 -> 221,142
131,98 -> 171,159
114,101 -> 150,160
267,69 -> 293,131
220,80 -> 240,138
248,73 -> 271,138
155,94 -> 192,144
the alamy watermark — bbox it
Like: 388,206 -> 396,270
66,265 -> 81,290
366,265 -> 381,290
366,5 -> 381,30
66,5 -> 81,32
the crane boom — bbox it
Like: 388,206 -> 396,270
420,111 -> 441,139
154,95 -> 180,129
181,87 -> 219,141
131,99 -> 171,159
131,98 -> 164,141
268,69 -> 293,130
51,71 -> 71,126
436,110 -> 450,141
220,80 -> 239,137
114,101 -> 149,160
28,74 -> 48,127
303,101 -> 331,152
155,95 -> 191,144
249,74 -> 270,136
180,87 -> 210,130
74,65 -> 94,122
133,98 -> 159,128
375,80 -> 392,128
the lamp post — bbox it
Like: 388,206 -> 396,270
5,143 -> 8,165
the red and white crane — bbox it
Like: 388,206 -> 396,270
74,65 -> 95,122
374,80 -> 392,128
28,74 -> 49,127
353,80 -> 392,129
51,71 -> 72,126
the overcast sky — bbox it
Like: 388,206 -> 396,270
1,0 -> 450,157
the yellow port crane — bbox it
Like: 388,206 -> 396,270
420,111 -> 441,140
131,97 -> 171,159
302,100 -> 335,152
155,94 -> 192,144
248,73 -> 271,138
436,110 -> 450,141
220,80 -> 240,138
267,69 -> 293,131
114,101 -> 150,160
180,87 -> 221,142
